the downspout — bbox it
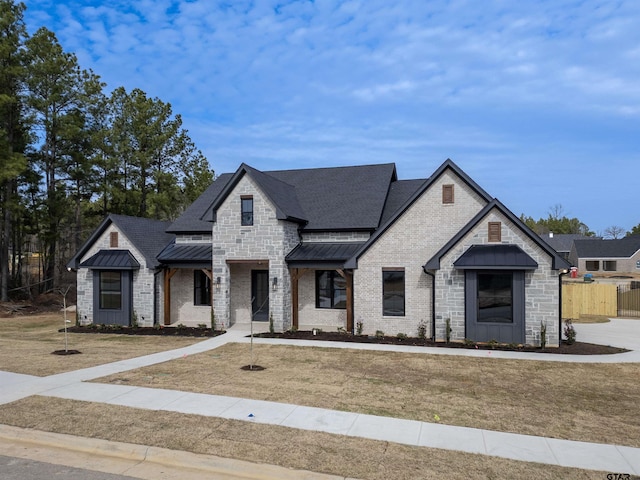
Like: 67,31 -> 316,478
424,269 -> 436,341
558,269 -> 569,345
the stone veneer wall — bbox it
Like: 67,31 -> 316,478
75,224 -> 156,327
211,175 -> 300,331
354,170 -> 487,337
435,210 -> 561,346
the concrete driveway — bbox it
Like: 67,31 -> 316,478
573,318 -> 640,351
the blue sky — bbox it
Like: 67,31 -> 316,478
23,0 -> 639,234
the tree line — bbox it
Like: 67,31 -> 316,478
0,1 -> 214,300
520,204 -> 639,239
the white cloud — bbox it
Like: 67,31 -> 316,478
21,0 -> 640,232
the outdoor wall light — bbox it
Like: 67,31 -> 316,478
215,277 -> 221,291
272,277 -> 278,290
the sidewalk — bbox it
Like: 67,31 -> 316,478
1,321 -> 639,476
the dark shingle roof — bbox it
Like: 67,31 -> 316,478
109,215 -> 175,268
267,164 -> 397,230
380,179 -> 427,224
243,165 -> 307,223
573,236 -> 640,258
540,234 -> 597,253
167,173 -> 233,233
67,214 -> 174,270
173,163 -> 398,233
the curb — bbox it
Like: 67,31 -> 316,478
0,424 -> 349,480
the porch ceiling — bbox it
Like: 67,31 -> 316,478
453,244 -> 538,270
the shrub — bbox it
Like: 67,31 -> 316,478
375,330 -> 385,338
197,323 -> 207,329
397,332 -> 407,340
417,320 -> 427,340
540,321 -> 547,349
337,326 -> 346,334
487,339 -> 499,349
463,338 -> 476,347
269,313 -> 275,334
356,320 -> 364,336
445,318 -> 452,343
564,319 -> 577,345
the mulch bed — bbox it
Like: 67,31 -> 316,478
62,326 -> 628,355
63,325 -> 225,338
253,331 -> 629,355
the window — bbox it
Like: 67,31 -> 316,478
442,184 -> 454,204
110,231 -> 118,247
241,196 -> 253,226
585,261 -> 599,271
603,261 -> 617,272
636,260 -> 640,270
383,269 -> 405,316
316,271 -> 346,309
477,272 -> 513,323
488,222 -> 501,242
99,271 -> 121,310
194,271 -> 212,306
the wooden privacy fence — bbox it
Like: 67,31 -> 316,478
562,283 -> 618,319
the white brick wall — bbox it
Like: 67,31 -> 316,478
170,268 -> 211,326
354,170 -> 487,337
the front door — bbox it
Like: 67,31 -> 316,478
465,270 -> 525,344
251,270 -> 269,321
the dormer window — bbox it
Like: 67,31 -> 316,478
241,196 -> 253,226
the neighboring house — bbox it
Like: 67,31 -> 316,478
569,236 -> 640,274
540,233 -> 598,262
68,159 -> 570,346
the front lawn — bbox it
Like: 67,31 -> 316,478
94,342 -> 640,448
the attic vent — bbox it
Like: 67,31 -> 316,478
110,231 -> 118,248
488,222 -> 501,243
442,184 -> 454,204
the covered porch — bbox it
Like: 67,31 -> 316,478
158,242 -> 213,327
286,242 -> 362,333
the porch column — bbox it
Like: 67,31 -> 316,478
163,268 -> 177,325
337,269 -> 354,333
289,268 -> 308,330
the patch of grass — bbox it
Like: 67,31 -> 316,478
0,314 -> 202,376
0,396 -> 607,480
93,342 -> 640,448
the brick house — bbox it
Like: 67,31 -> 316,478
68,159 -> 569,346
569,236 -> 640,274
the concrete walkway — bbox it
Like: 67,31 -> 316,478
1,321 -> 639,477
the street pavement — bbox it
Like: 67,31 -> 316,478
0,319 -> 639,478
